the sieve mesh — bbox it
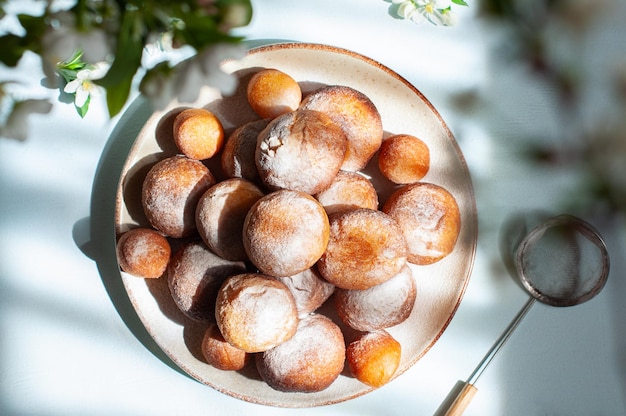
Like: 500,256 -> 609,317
515,215 -> 609,307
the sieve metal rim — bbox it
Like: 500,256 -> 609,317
514,214 -> 610,307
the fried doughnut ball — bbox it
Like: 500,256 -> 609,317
256,314 -> 345,393
168,241 -> 247,322
317,208 -> 408,290
221,118 -> 270,184
255,109 -> 347,195
335,264 -> 416,331
201,322 -> 249,371
315,170 -> 379,215
347,330 -> 401,388
142,155 -> 216,238
378,134 -> 430,184
116,227 -> 171,278
274,266 -> 335,317
247,68 -> 302,119
300,85 -> 383,171
382,182 -> 461,265
195,178 -> 265,261
173,108 -> 225,160
243,190 -> 330,277
215,273 -> 299,353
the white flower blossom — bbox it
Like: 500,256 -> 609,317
63,62 -> 109,107
177,44 -> 245,103
41,12 -> 112,84
439,7 -> 458,26
392,0 -> 457,26
141,43 -> 245,110
142,31 -> 195,70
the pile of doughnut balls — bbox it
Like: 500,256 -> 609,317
116,68 -> 461,393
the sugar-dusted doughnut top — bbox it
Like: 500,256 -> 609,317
346,330 -> 401,388
300,85 -> 383,171
167,241 -> 247,322
255,109 -> 347,195
221,118 -> 270,184
215,273 -> 299,353
243,190 -> 330,278
273,266 -> 335,318
116,227 -> 171,279
317,208 -> 408,290
195,178 -> 265,261
201,322 -> 249,371
247,68 -> 302,119
173,108 -> 225,160
378,134 -> 430,184
142,155 -> 215,238
335,263 -> 416,331
382,182 -> 461,265
315,170 -> 379,215
256,313 -> 345,393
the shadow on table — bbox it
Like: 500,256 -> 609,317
79,95 -> 189,379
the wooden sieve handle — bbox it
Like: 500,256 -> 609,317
433,380 -> 478,416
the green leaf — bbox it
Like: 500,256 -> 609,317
57,50 -> 87,83
0,34 -> 26,66
173,13 -> 227,50
95,8 -> 145,117
76,95 -> 91,118
17,13 -> 47,54
58,49 -> 86,70
103,75 -> 136,117
452,0 -> 469,6
216,0 -> 253,28
56,67 -> 78,84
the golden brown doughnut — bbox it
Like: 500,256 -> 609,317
201,322 -> 249,371
195,178 -> 265,261
255,109 -> 347,195
116,227 -> 171,279
378,134 -> 430,184
317,208 -> 408,290
221,118 -> 270,184
243,190 -> 330,277
315,170 -> 379,215
167,241 -> 247,322
335,263 -> 416,331
173,108 -> 225,160
247,68 -> 302,119
382,182 -> 461,265
215,273 -> 299,353
274,266 -> 335,317
299,85 -> 383,171
346,330 -> 401,388
142,155 -> 216,238
256,313 -> 345,393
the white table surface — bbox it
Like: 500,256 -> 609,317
2,1 -> 625,415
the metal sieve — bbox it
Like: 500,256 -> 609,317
434,214 -> 610,416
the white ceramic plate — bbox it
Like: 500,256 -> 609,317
114,42 -> 477,407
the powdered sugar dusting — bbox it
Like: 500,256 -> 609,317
217,274 -> 298,352
233,283 -> 297,347
168,241 -> 246,322
244,190 -> 329,277
142,155 -> 215,238
336,264 -> 416,331
259,314 -> 345,392
255,110 -> 346,194
274,267 -> 335,317
383,183 -> 460,262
